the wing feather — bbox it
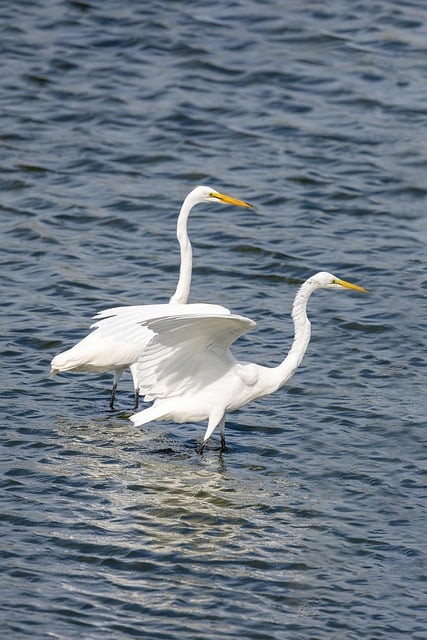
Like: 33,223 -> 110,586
88,303 -> 231,346
136,314 -> 256,400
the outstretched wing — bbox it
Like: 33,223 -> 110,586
137,313 -> 256,400
51,303 -> 234,375
89,302 -> 231,346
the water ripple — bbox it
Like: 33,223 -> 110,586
1,0 -> 426,638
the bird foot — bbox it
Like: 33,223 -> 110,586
197,441 -> 207,455
197,439 -> 227,454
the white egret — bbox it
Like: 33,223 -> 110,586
50,186 -> 253,409
130,272 -> 369,452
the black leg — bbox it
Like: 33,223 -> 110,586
109,382 -> 117,410
220,433 -> 226,452
133,388 -> 139,410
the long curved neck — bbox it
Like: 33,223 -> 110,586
169,195 -> 193,304
269,279 -> 317,392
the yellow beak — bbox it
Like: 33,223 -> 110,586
333,277 -> 370,293
211,191 -> 253,208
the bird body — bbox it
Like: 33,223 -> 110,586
130,272 -> 369,451
50,186 -> 252,408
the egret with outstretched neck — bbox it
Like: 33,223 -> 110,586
50,186 -> 253,409
130,272 -> 369,452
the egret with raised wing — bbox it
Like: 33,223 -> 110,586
50,186 -> 253,409
130,272 -> 369,452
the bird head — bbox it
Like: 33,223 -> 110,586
313,271 -> 369,293
191,185 -> 253,208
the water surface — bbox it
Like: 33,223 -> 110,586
1,1 -> 426,638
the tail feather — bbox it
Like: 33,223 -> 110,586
130,403 -> 171,427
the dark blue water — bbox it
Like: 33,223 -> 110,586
1,1 -> 426,638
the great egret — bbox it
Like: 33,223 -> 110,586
129,272 -> 369,452
50,186 -> 253,409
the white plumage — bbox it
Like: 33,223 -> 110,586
50,186 -> 252,408
130,272 -> 369,452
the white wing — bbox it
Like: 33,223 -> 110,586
137,313 -> 256,400
89,302 -> 231,346
51,303 -> 232,374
